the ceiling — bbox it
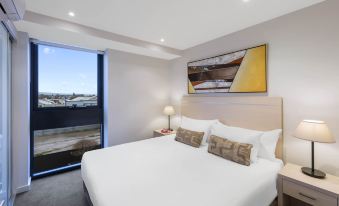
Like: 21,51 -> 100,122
15,0 -> 325,59
15,20 -> 181,59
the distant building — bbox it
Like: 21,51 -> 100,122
65,96 -> 97,107
38,99 -> 57,107
38,98 -> 65,107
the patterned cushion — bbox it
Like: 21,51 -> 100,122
175,127 -> 204,148
208,135 -> 253,166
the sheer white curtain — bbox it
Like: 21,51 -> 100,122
0,23 -> 11,206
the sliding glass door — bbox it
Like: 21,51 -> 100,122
0,24 -> 11,206
30,42 -> 103,177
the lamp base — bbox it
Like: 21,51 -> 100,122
301,167 -> 326,179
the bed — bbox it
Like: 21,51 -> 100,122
81,96 -> 283,206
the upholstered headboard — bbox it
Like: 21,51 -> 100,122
181,96 -> 283,160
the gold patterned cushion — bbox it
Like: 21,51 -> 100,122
175,127 -> 204,148
208,135 -> 253,166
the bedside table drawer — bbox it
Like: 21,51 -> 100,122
283,179 -> 337,206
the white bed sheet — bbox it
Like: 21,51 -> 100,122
81,134 -> 283,206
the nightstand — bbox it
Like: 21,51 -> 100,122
153,129 -> 176,138
278,163 -> 339,206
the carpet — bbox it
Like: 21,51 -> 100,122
14,169 -> 87,206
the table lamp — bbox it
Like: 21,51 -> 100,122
293,120 -> 336,178
163,106 -> 175,131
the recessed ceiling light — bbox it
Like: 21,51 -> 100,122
68,11 -> 75,17
160,38 -> 165,42
243,0 -> 250,2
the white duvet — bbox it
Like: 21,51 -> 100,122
81,134 -> 283,206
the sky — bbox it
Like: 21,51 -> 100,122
38,45 -> 98,95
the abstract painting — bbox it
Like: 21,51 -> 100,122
187,45 -> 267,93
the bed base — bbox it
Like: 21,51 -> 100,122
83,181 -> 278,206
270,198 -> 278,206
83,182 -> 93,206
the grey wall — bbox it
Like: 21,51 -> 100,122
11,32 -> 31,194
104,49 -> 170,146
169,0 -> 339,175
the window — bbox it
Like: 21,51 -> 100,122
33,124 -> 101,173
37,45 -> 98,108
30,41 -> 103,177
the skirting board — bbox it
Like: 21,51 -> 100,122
9,177 -> 32,206
8,197 -> 15,206
16,177 -> 31,194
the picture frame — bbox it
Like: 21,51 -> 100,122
187,44 -> 267,94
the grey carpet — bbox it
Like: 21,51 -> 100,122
14,169 -> 88,206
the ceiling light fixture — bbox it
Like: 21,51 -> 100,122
243,0 -> 250,2
68,11 -> 75,17
160,38 -> 165,42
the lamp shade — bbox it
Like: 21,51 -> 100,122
293,120 -> 335,143
163,106 -> 175,116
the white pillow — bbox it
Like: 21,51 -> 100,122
210,122 -> 262,163
180,116 -> 218,146
211,122 -> 282,161
258,129 -> 282,161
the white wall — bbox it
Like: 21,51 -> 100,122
11,32 -> 31,194
9,43 -> 171,193
105,49 -> 170,146
169,0 -> 339,175
10,0 -> 339,192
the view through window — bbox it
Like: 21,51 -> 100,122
31,42 -> 103,176
38,45 -> 98,108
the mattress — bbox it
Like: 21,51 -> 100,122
81,134 -> 283,206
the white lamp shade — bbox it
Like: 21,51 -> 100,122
163,106 -> 175,116
293,120 -> 335,143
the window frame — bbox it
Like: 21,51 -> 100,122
30,42 -> 103,111
30,41 -> 104,178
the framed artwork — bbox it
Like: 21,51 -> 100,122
187,44 -> 267,94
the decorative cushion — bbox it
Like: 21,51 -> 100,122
175,127 -> 205,148
210,122 -> 282,161
210,121 -> 261,163
180,116 -> 218,146
208,135 -> 253,166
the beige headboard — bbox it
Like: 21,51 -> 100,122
181,96 -> 283,160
